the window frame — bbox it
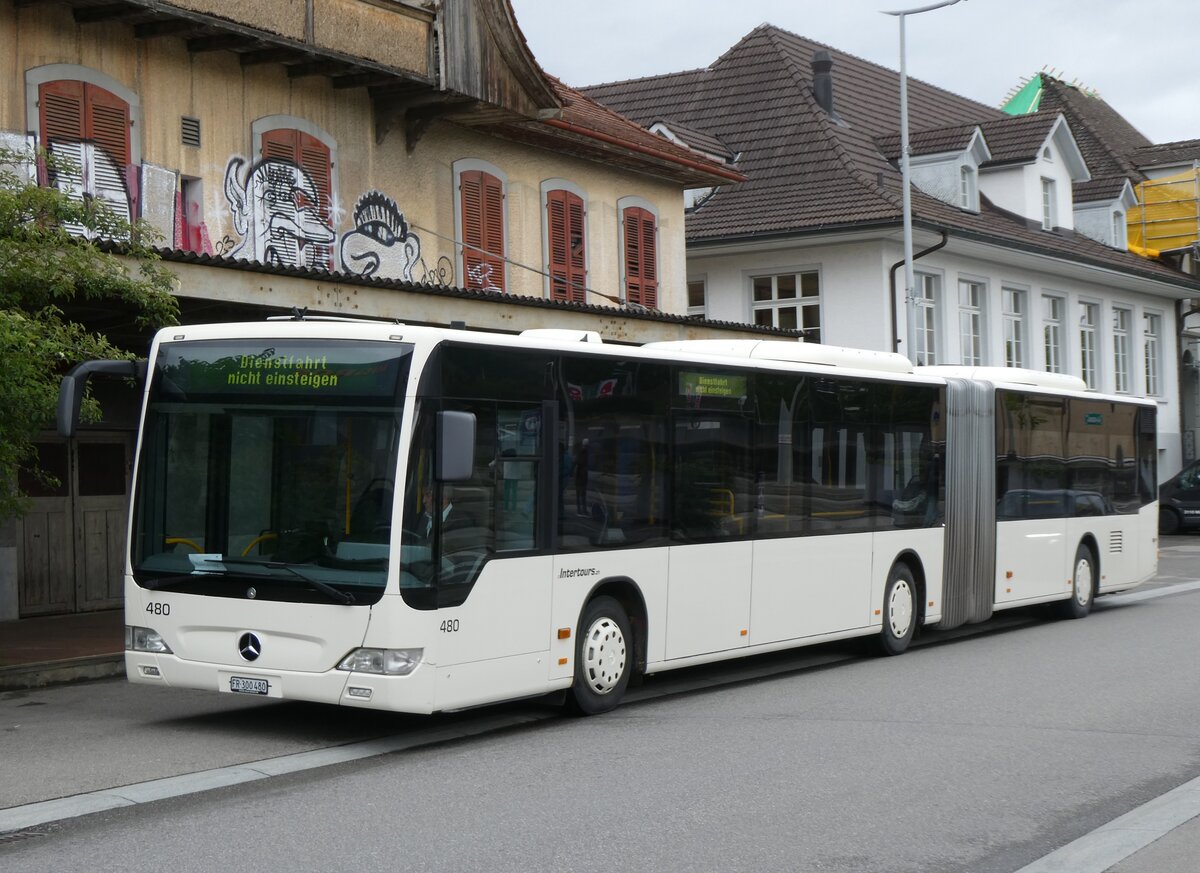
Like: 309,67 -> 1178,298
914,271 -> 941,366
1002,286 -> 1027,369
687,276 -> 707,319
957,278 -> 985,366
27,65 -> 142,227
1041,177 -> 1057,230
454,158 -> 508,293
252,118 -> 338,270
1112,306 -> 1132,394
748,268 -> 821,339
1079,300 -> 1100,390
540,178 -> 588,303
1144,311 -> 1162,397
617,196 -> 659,309
1042,293 -> 1065,375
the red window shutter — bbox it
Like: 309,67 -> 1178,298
623,206 -> 657,308
460,169 -> 505,292
40,80 -> 85,145
546,189 -> 586,303
39,80 -> 134,218
261,128 -> 334,269
84,84 -> 130,167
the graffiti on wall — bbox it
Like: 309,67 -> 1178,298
223,156 -> 335,269
6,127 -> 455,288
339,191 -> 421,281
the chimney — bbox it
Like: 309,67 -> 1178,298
812,50 -> 836,117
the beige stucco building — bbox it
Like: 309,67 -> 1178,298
0,0 -> 764,620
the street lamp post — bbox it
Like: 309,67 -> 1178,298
884,0 -> 964,365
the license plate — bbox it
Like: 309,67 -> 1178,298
229,676 -> 269,695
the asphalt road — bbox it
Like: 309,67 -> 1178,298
3,538 -> 1200,872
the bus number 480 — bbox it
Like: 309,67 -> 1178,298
440,619 -> 460,633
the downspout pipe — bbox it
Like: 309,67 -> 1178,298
889,230 -> 949,353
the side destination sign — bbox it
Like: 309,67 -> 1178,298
679,371 -> 748,399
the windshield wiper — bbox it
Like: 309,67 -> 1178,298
204,556 -> 355,605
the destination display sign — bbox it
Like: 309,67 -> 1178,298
153,340 -> 412,402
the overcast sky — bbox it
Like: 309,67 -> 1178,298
510,0 -> 1197,145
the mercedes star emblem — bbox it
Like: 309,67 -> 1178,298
238,632 -> 262,662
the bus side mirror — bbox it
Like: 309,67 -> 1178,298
57,359 -> 147,438
436,410 -> 476,482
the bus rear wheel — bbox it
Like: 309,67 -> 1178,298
1056,544 -> 1095,620
567,596 -> 632,716
878,563 -> 916,656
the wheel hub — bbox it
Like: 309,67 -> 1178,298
583,616 -> 627,695
888,579 -> 913,638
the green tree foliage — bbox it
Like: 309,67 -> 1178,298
0,146 -> 178,517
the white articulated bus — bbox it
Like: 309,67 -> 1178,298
57,317 -> 1159,714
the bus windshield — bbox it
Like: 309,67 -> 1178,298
132,338 -> 412,605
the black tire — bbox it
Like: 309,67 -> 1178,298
1160,508 -> 1181,536
878,563 -> 917,656
1056,544 -> 1095,620
567,596 -> 632,715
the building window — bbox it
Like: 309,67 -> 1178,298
915,272 -> 939,366
960,166 -> 976,211
1112,307 -> 1132,394
1080,302 -> 1099,389
544,186 -> 586,303
1144,312 -> 1161,396
619,198 -> 658,309
1002,287 -> 1026,368
687,279 -> 706,319
1113,211 -> 1126,249
751,271 -> 820,339
1080,303 -> 1099,393
37,78 -> 135,228
456,161 -> 506,292
958,279 -> 984,365
177,176 -> 206,254
1042,294 -> 1064,374
1041,178 -> 1056,230
251,126 -> 335,269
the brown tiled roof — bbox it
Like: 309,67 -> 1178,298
1033,75 -> 1149,181
581,25 -> 1199,291
1074,176 -> 1131,204
1131,139 -> 1200,170
472,76 -> 743,187
876,123 -> 980,160
977,114 -> 1061,165
650,119 -> 736,162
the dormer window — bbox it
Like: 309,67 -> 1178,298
1041,178 -> 1056,230
959,165 -> 977,211
1112,211 -> 1125,249
1042,147 -> 1052,161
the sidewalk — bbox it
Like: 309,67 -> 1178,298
0,610 -> 125,690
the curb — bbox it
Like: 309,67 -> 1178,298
0,655 -> 125,691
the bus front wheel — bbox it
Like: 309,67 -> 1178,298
878,563 -> 916,656
568,596 -> 632,716
1056,545 -> 1095,620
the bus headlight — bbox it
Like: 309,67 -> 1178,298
126,626 -> 173,654
336,648 -> 423,676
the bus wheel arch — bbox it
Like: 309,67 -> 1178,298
879,556 -> 922,656
581,577 -> 648,675
566,577 -> 646,716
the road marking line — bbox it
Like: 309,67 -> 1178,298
1013,774 -> 1200,872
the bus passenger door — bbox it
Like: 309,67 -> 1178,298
665,407 -> 753,660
